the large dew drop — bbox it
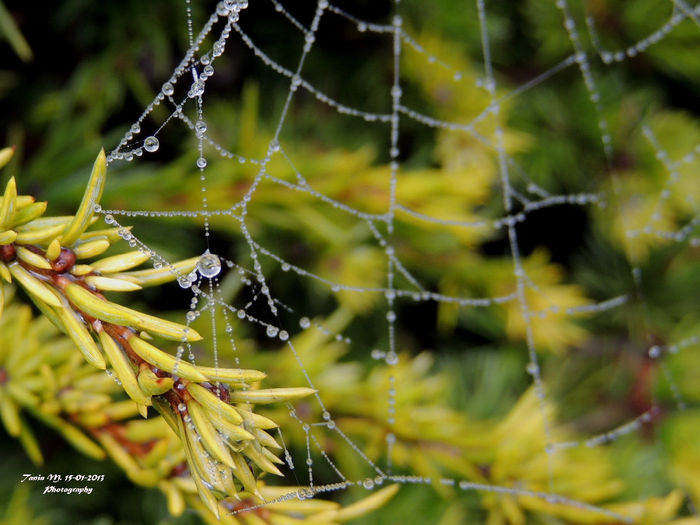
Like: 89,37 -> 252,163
144,136 -> 159,153
195,119 -> 207,137
197,251 -> 221,278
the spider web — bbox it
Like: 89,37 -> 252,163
97,0 -> 700,521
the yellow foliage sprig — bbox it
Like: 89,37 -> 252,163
0,148 -> 316,514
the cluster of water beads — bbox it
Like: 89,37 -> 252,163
106,0 -> 245,164
105,369 -> 122,386
370,348 -> 400,366
189,79 -> 205,99
178,270 -> 199,289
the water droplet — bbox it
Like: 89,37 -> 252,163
197,251 -> 221,278
195,120 -> 207,137
237,310 -> 246,319
385,353 -> 399,365
162,82 -> 174,96
130,123 -> 141,134
299,317 -> 311,328
189,80 -> 205,98
362,478 -> 375,489
386,311 -> 396,322
266,325 -> 279,338
357,22 -> 367,32
371,349 -> 385,360
196,157 -> 208,169
186,311 -> 197,322
144,136 -> 159,153
278,330 -> 289,341
281,262 -> 290,272
178,403 -> 187,412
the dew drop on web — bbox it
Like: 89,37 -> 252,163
197,251 -> 221,278
144,136 -> 159,153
